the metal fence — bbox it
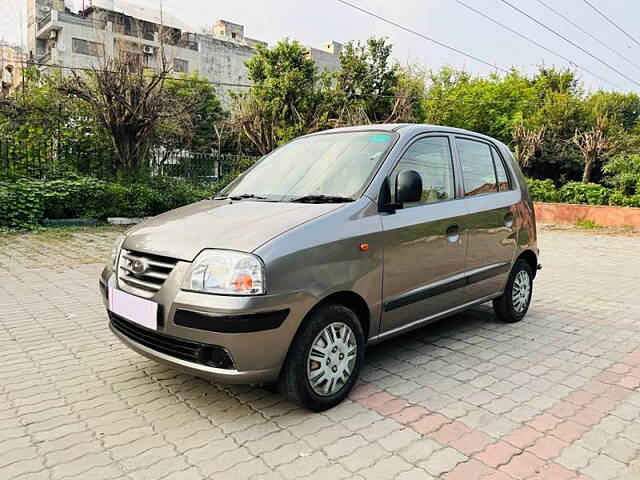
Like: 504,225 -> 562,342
0,138 -> 260,182
150,150 -> 259,182
0,138 -> 118,179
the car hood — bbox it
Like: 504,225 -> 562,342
123,199 -> 343,261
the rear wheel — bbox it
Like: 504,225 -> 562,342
493,259 -> 533,323
279,304 -> 364,411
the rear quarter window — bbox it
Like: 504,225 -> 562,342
491,146 -> 512,191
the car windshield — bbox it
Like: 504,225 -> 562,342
221,131 -> 396,201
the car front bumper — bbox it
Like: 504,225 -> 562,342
100,265 -> 316,384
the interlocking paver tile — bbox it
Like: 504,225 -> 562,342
499,451 -> 547,478
581,453 -> 625,480
475,441 -> 521,468
418,446 -> 468,477
3,228 -> 640,480
410,413 -> 451,435
556,444 -> 596,471
450,430 -> 494,455
443,459 -> 493,480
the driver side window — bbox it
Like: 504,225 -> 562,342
391,136 -> 456,207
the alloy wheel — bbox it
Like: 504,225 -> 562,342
306,322 -> 357,396
512,270 -> 531,314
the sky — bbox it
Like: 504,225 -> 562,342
4,0 -> 640,92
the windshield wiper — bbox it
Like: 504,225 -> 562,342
290,195 -> 355,203
214,193 -> 268,200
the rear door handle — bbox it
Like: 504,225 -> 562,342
446,224 -> 460,243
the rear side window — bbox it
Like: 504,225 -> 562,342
391,136 -> 455,206
456,138 -> 498,197
492,147 -> 511,191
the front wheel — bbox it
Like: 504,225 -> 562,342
278,304 -> 365,411
493,259 -> 533,323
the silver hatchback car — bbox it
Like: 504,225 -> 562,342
101,124 -> 539,411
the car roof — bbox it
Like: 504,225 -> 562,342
312,123 -> 510,150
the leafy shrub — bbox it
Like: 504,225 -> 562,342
608,191 -> 640,207
0,176 -> 225,230
526,178 -> 559,203
0,180 -> 46,229
525,178 -> 640,207
558,182 -> 610,205
41,177 -> 107,219
602,154 -> 640,195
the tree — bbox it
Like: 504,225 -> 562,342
58,54 -> 199,177
335,38 -> 399,123
162,73 -> 225,153
525,73 -> 586,182
512,122 -> 545,169
232,40 -> 326,154
603,153 -> 640,195
581,91 -> 640,131
423,67 -> 539,143
572,115 -> 614,183
532,66 -> 581,97
0,66 -> 115,177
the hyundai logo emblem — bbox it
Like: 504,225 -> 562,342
131,258 -> 149,276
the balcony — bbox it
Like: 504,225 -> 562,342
58,12 -> 106,29
37,12 -> 51,31
38,51 -> 52,65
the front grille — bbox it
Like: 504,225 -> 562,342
110,313 -> 201,362
118,250 -> 177,293
109,313 -> 235,369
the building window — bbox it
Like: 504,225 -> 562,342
231,32 -> 237,39
174,58 -> 188,73
72,38 -> 104,57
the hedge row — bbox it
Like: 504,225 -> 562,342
0,176 -> 225,230
526,179 -> 640,208
3,176 -> 639,231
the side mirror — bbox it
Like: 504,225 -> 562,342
396,170 -> 422,203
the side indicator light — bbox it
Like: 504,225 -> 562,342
359,243 -> 369,251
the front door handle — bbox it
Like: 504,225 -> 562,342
446,224 -> 460,243
504,212 -> 514,228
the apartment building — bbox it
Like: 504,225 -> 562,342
26,0 -> 343,102
1,43 -> 28,76
0,43 -> 28,97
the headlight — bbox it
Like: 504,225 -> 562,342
183,250 -> 265,295
108,234 -> 125,269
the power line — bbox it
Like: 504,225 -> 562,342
498,0 -> 640,90
582,0 -> 640,49
535,0 -> 640,73
334,0 -> 508,73
450,0 -> 624,91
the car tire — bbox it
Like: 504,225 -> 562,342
278,304 -> 365,412
492,259 -> 533,323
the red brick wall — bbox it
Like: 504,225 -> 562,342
534,202 -> 640,228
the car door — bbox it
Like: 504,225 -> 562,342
379,135 -> 468,335
454,136 -> 519,301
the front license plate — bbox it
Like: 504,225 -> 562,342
109,287 -> 158,330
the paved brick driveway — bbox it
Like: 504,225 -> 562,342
1,227 -> 639,480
